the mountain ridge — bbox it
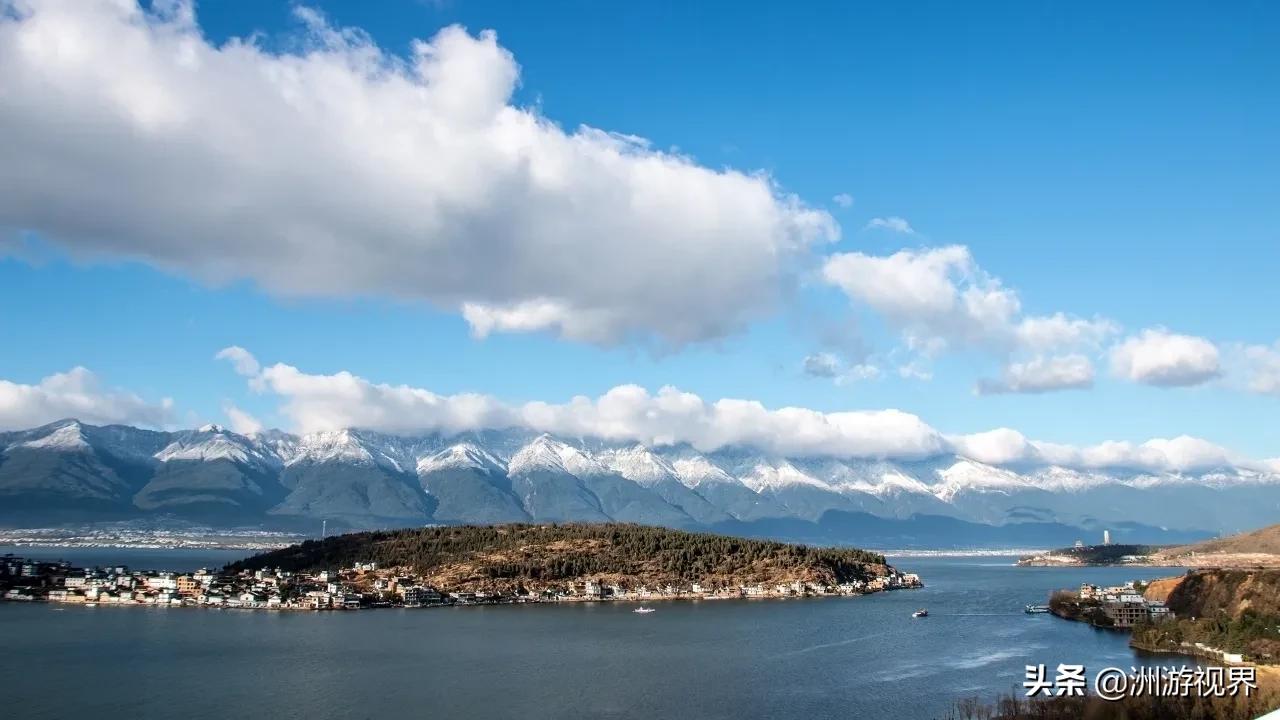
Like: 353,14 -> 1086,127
1,418 -> 1275,546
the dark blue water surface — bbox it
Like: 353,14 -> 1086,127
0,554 -> 1199,719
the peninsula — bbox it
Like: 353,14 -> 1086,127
3,523 -> 921,610
1019,522 -> 1280,568
1017,543 -> 1164,567
1040,566 -> 1280,668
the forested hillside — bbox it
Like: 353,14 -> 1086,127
229,523 -> 892,590
1132,569 -> 1280,661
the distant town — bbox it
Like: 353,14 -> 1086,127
1017,530 -> 1165,567
0,553 -> 922,611
0,524 -> 300,552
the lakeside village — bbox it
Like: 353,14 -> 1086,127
1049,580 -> 1174,628
1047,580 -> 1261,667
0,554 -> 923,611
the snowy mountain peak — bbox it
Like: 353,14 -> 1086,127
599,445 -> 677,487
932,459 -> 1028,501
4,418 -> 1280,538
417,442 -> 505,476
509,435 -> 602,477
154,431 -> 274,467
739,459 -> 832,493
16,422 -> 90,453
669,455 -> 737,489
865,471 -> 936,498
290,429 -> 376,466
253,429 -> 299,461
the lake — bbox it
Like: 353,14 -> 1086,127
0,554 -> 1196,719
0,544 -> 250,572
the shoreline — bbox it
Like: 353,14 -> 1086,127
1018,559 -> 1188,568
2,583 -> 920,613
1049,608 -> 1217,668
1129,639 -> 1224,663
0,541 -> 290,552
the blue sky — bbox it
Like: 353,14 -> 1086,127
1,0 -> 1278,463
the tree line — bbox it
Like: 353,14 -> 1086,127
228,523 -> 888,584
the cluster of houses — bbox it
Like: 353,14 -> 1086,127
543,571 -> 921,602
1,555 -> 381,610
1,553 -> 921,611
1077,581 -> 1173,627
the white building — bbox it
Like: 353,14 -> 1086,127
146,574 -> 177,591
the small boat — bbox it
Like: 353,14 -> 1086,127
1025,604 -> 1051,614
633,606 -> 656,614
912,609 -> 928,618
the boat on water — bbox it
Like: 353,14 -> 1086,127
1024,604 -> 1051,614
912,609 -> 928,618
633,607 -> 656,614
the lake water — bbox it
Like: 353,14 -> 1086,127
0,544 -> 248,571
0,554 -> 1198,719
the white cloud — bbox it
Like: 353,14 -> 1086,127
835,363 -> 881,385
897,360 -> 933,382
803,353 -> 879,384
1236,342 -> 1280,396
832,193 -> 854,209
214,349 -> 1267,474
220,352 -> 944,458
865,216 -> 914,234
214,346 -> 261,377
0,367 -> 174,431
975,354 -> 1095,395
822,245 -> 1116,357
1014,313 -> 1118,353
1109,328 -> 1221,387
222,402 -> 263,435
949,428 -> 1246,474
1064,436 -> 1239,473
802,352 -> 840,378
950,428 -> 1038,466
0,0 -> 835,348
824,246 -> 981,333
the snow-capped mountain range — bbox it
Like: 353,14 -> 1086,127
1,419 -> 1275,546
